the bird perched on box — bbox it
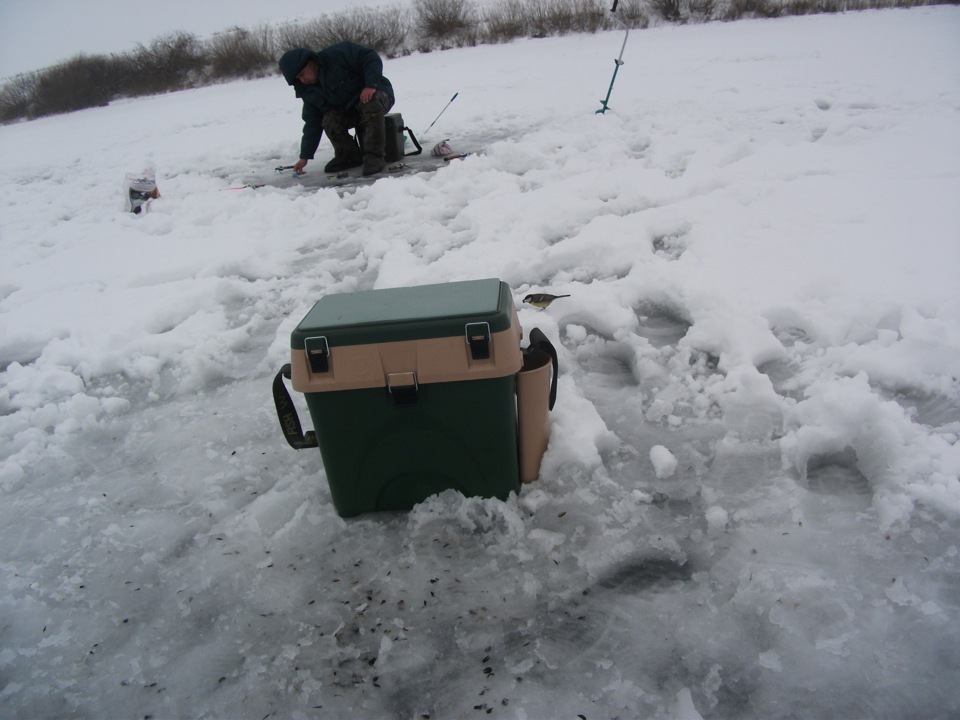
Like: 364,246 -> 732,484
523,293 -> 571,310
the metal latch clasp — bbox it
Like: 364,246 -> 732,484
465,322 -> 491,360
386,372 -> 419,406
304,336 -> 330,373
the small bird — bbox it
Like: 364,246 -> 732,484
523,293 -> 571,310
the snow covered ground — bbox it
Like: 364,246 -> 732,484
2,7 -> 960,719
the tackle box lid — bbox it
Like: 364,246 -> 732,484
291,279 -> 514,349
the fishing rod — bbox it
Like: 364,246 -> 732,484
422,92 -> 458,136
221,183 -> 266,191
597,0 -> 630,114
221,164 -> 298,190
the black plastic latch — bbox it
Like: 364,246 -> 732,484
304,336 -> 330,373
465,322 -> 491,360
387,372 -> 418,407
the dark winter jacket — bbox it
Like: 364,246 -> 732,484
279,43 -> 395,161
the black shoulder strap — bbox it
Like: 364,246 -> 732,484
273,364 -> 318,450
403,126 -> 423,156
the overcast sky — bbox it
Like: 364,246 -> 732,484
0,0 -> 389,78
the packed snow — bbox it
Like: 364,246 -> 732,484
2,7 -> 960,719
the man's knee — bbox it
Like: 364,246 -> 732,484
359,102 -> 385,125
359,91 -> 394,124
322,109 -> 354,139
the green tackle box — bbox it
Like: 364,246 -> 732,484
285,279 -> 524,517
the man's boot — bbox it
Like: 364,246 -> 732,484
360,104 -> 387,177
322,108 -> 364,173
323,139 -> 363,173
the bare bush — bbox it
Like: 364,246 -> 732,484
688,0 -> 718,18
525,0 -> 608,35
528,0 -> 568,35
415,0 -> 477,39
128,32 -> 205,96
0,72 -> 38,122
610,0 -> 652,28
30,54 -> 132,117
209,25 -> 275,79
273,19 -> 319,52
651,0 -> 684,20
722,0 -> 786,18
321,7 -> 411,57
817,0 -> 845,11
274,7 -> 410,58
571,0 -> 611,31
782,0 -> 816,12
484,0 -> 529,41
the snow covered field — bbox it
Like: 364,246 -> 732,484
2,7 -> 959,719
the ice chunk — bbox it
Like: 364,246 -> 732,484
650,445 -> 679,478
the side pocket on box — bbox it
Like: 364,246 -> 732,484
516,329 -> 558,484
